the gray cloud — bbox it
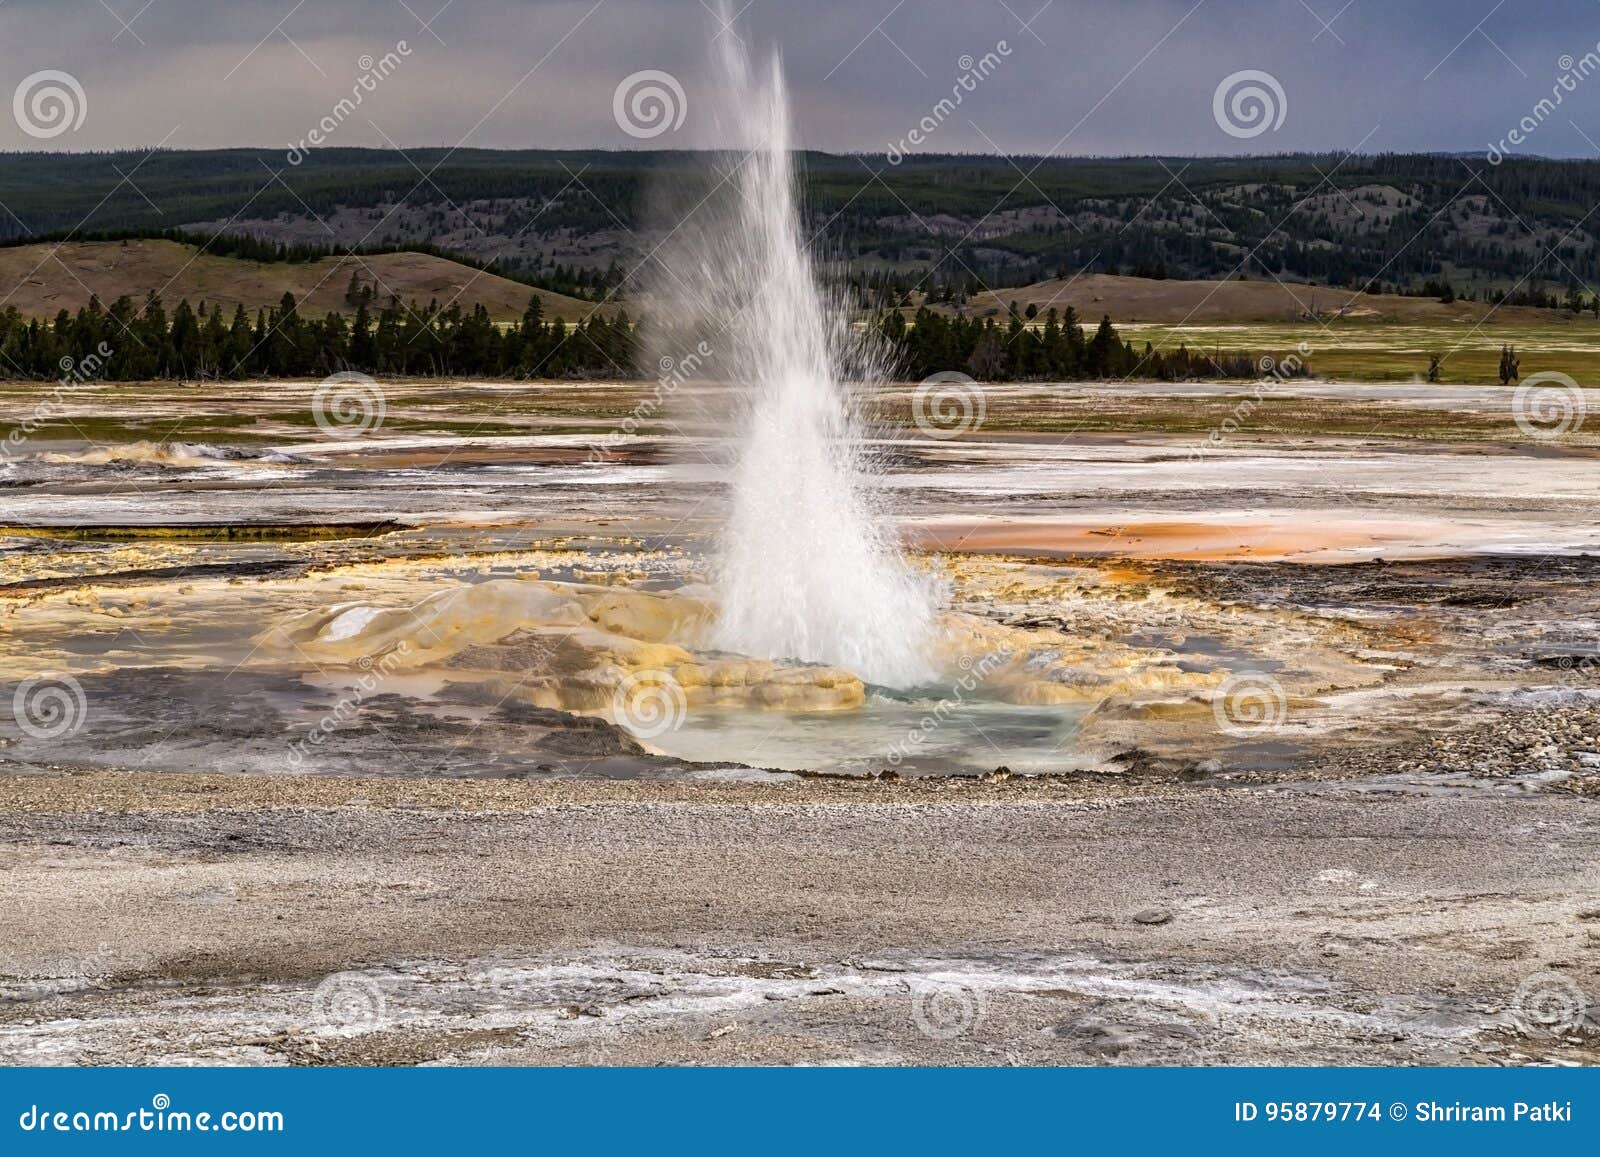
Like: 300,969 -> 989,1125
3,0 -> 1599,159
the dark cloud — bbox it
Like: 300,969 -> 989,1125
2,0 -> 1598,160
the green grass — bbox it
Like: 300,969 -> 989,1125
1120,319 -> 1600,383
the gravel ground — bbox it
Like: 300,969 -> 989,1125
1,771 -> 1597,1065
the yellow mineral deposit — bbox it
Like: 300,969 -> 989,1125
255,571 -> 1238,730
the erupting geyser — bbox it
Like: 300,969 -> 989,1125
653,21 -> 936,688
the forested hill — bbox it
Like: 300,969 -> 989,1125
3,148 -> 1599,303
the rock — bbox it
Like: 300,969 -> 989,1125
1050,1014 -> 1199,1056
1181,758 -> 1223,781
1132,907 -> 1174,926
736,961 -> 816,980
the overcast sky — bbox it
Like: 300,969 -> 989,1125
3,0 -> 1600,160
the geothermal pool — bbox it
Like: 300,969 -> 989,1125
4,378 -> 1600,788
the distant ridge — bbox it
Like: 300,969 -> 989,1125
0,238 -> 603,322
2,149 -> 1598,301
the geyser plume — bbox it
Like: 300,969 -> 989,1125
646,24 -> 935,687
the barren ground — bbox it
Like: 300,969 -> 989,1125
3,772 -> 1597,1066
3,377 -> 1598,1065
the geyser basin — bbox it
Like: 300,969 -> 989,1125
648,696 -> 1091,777
264,578 -> 869,716
645,30 -> 936,687
254,576 -> 1215,775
